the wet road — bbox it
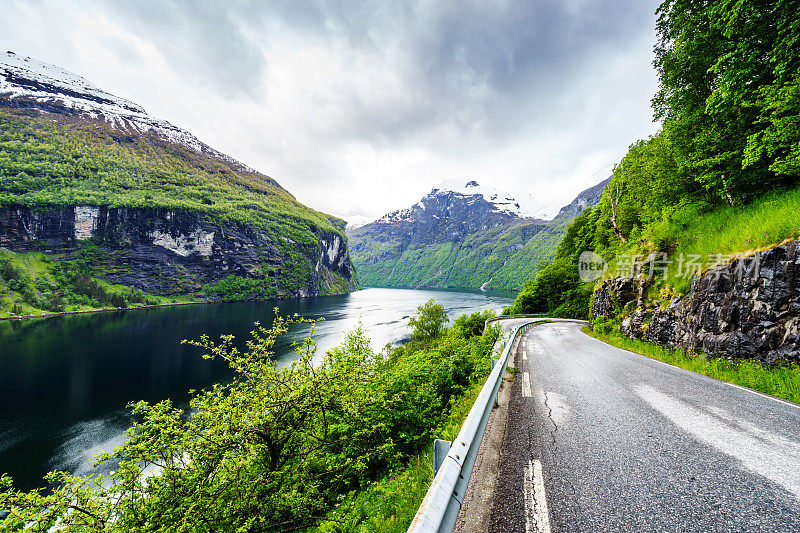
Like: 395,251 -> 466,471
488,321 -> 800,532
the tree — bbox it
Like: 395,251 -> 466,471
408,299 -> 448,342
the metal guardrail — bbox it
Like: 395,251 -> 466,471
407,319 -> 537,533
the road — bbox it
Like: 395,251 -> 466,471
486,321 -> 800,532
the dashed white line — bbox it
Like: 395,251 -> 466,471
524,458 -> 551,533
522,371 -> 532,397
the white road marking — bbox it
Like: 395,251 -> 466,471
635,385 -> 800,499
524,458 -> 551,533
522,372 -> 532,397
523,350 -> 528,362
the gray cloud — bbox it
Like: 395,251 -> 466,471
0,0 -> 661,218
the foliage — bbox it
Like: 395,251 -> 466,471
0,303 -> 501,531
408,299 -> 449,342
204,274 -> 278,301
509,0 -> 800,321
0,110 -> 342,249
349,215 -> 569,292
584,326 -> 800,403
452,309 -> 496,338
315,376 -> 489,533
0,107 -> 356,305
0,247 -> 169,317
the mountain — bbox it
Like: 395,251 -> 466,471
347,178 -> 609,291
0,52 -> 357,315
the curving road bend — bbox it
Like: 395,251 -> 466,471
487,321 -> 800,532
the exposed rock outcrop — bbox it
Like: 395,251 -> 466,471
0,205 -> 357,298
592,240 -> 800,365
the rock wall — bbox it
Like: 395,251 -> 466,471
0,205 -> 358,298
592,240 -> 800,365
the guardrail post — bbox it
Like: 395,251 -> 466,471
433,439 -> 451,476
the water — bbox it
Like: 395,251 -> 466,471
0,287 -> 513,490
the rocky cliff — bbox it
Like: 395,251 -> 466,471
0,205 -> 356,298
0,52 -> 358,305
592,240 -> 800,365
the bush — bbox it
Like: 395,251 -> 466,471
0,310 -> 499,531
204,274 -> 278,301
452,309 -> 496,338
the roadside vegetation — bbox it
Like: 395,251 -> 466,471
0,302 -> 502,531
508,0 -> 800,318
583,325 -> 800,404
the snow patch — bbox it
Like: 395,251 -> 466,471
0,51 -> 255,172
430,179 -> 550,219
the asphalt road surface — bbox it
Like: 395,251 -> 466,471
488,321 -> 800,532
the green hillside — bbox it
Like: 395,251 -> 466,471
351,218 -> 552,291
350,179 -> 607,292
0,108 -> 355,316
0,110 -> 341,243
507,0 -> 800,318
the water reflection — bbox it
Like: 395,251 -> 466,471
0,287 -> 512,489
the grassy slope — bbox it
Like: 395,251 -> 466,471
0,109 -> 353,312
490,214 -> 570,291
583,326 -> 800,403
0,247 -> 185,317
606,184 -> 800,297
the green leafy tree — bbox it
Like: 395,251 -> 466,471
0,310 -> 502,531
408,299 -> 449,342
452,309 -> 496,338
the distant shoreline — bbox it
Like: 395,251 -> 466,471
0,300 -> 208,322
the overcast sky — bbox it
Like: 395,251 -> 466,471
2,0 -> 661,220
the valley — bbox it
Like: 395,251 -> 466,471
348,178 -> 608,292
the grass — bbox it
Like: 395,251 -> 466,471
0,109 -> 343,248
603,184 -> 800,295
314,374 -> 487,532
583,326 -> 800,404
674,185 -> 800,261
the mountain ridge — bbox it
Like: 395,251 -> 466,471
347,178 -> 608,291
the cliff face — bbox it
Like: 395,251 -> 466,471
0,52 -> 360,304
0,205 -> 357,298
592,240 -> 800,365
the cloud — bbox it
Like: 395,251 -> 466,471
0,0 -> 661,219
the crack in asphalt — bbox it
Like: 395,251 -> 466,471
543,390 -> 558,447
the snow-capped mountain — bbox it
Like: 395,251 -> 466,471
431,179 -> 551,219
377,180 -> 548,225
0,51 -> 253,172
347,177 -> 609,291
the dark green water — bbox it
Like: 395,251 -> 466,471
0,287 -> 512,490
